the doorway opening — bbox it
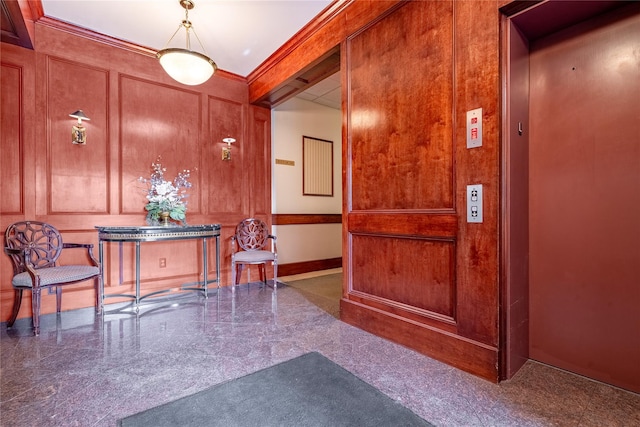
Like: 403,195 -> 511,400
268,48 -> 343,281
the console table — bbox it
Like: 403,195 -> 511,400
95,224 -> 221,311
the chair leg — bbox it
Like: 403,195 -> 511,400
231,260 -> 236,291
94,277 -> 101,314
273,261 -> 278,292
55,287 -> 62,313
7,289 -> 23,327
31,288 -> 41,336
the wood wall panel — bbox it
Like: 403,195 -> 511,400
349,0 -> 454,211
46,57 -> 109,214
119,76 -> 202,217
1,21 -> 270,321
351,234 -> 455,320
348,212 -> 457,237
0,44 -> 36,322
339,0 -> 499,381
453,0 -> 500,346
207,97 -> 244,214
248,106 -> 271,218
0,63 -> 23,214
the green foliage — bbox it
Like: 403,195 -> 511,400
145,200 -> 186,224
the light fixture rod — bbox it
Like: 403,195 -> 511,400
183,4 -> 192,50
190,27 -> 208,55
161,24 -> 185,50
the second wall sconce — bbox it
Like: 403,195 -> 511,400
69,110 -> 90,145
222,137 -> 235,161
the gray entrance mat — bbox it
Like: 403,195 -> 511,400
119,352 -> 433,426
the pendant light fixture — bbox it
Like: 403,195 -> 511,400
157,0 -> 217,86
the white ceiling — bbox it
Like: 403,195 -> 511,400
41,0 -> 333,78
41,0 -> 341,109
295,71 -> 340,109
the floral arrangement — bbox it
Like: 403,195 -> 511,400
139,157 -> 193,225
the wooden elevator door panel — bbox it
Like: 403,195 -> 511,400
529,7 -> 640,392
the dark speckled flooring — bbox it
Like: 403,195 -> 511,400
1,271 -> 638,426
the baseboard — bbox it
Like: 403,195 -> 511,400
278,257 -> 342,277
340,298 -> 499,383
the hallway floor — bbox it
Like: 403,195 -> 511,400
1,273 -> 638,426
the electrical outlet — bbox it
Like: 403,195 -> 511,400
467,184 -> 483,223
159,258 -> 166,268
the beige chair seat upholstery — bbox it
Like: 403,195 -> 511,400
12,265 -> 100,288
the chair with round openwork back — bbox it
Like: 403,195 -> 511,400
3,221 -> 101,335
230,218 -> 277,291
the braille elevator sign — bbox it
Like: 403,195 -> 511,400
466,108 -> 483,149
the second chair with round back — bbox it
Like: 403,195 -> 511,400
230,218 -> 277,291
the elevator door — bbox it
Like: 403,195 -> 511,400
528,7 -> 640,392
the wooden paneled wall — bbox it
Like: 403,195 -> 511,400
250,0 -> 501,381
0,22 -> 271,321
346,0 -> 500,382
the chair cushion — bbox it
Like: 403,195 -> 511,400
233,250 -> 276,263
12,265 -> 100,288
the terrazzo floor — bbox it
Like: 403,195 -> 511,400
1,271 -> 638,426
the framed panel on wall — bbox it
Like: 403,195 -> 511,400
303,136 -> 333,196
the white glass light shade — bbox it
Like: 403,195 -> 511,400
157,48 -> 216,86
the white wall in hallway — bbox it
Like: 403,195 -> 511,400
272,97 -> 341,265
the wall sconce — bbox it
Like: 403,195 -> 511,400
69,110 -> 90,145
222,137 -> 235,161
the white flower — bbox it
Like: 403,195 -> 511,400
154,181 -> 176,197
